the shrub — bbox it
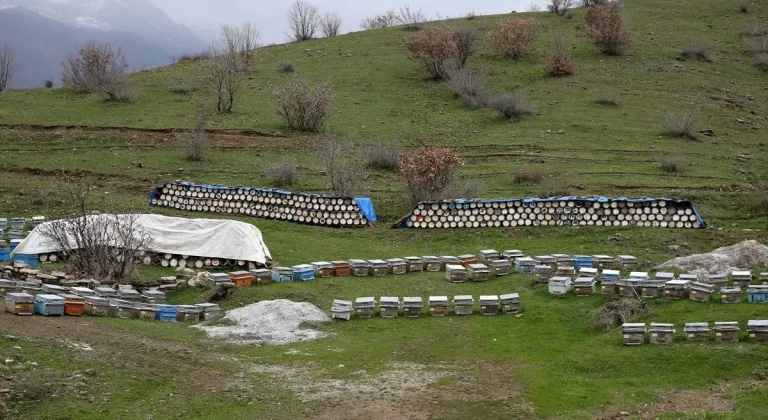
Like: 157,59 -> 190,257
657,155 -> 684,172
399,146 -> 464,206
176,50 -> 213,62
536,180 -> 573,197
487,17 -> 540,59
183,108 -> 208,162
591,298 -> 646,332
681,42 -> 710,61
744,35 -> 768,54
406,25 -> 459,79
364,139 -> 402,170
320,11 -> 342,37
466,11 -> 476,20
756,52 -> 768,71
265,160 -> 302,187
487,90 -> 537,119
582,2 -> 631,55
287,0 -> 319,41
738,1 -> 749,13
548,0 -> 572,16
279,61 -> 295,73
201,46 -> 243,113
594,89 -> 620,105
444,180 -> 484,199
564,10 -> 573,20
545,30 -> 576,76
662,106 -> 701,140
273,76 -> 334,132
61,41 -> 137,102
443,66 -> 488,109
361,10 -> 398,30
398,5 -> 427,31
453,27 -> 478,68
514,168 -> 548,184
315,135 -> 367,196
528,2 -> 542,12
167,78 -> 193,95
44,79 -> 54,88
741,16 -> 768,37
752,185 -> 768,215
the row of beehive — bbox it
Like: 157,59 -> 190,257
151,181 -> 370,227
330,294 -> 521,320
398,198 -> 705,229
26,249 -> 265,271
621,321 -> 768,345
0,216 -> 44,241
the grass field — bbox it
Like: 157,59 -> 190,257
1,0 -> 767,418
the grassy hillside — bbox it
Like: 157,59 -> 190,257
1,0 -> 768,418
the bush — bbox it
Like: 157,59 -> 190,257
487,90 -> 537,119
536,180 -> 573,197
752,185 -> 768,215
287,0 -> 319,41
545,30 -> 576,76
591,298 -> 646,332
756,52 -> 768,71
466,11 -> 476,20
738,1 -> 749,13
61,41 -> 137,102
320,11 -> 342,37
514,168 -> 548,183
658,155 -> 684,172
44,79 -> 53,88
315,135 -> 367,196
594,89 -> 620,105
176,50 -> 213,62
361,10 -> 398,30
398,5 -> 427,31
443,66 -> 488,109
662,106 -> 701,140
364,139 -> 402,170
406,25 -> 459,79
564,10 -> 573,20
487,16 -> 540,59
453,27 -> 478,68
681,42 -> 710,61
183,108 -> 208,162
273,76 -> 334,132
399,147 -> 464,206
548,0 -> 572,16
167,78 -> 193,95
265,160 -> 302,187
444,180 -> 484,199
279,61 -> 295,73
582,2 -> 631,55
744,35 -> 768,54
741,16 -> 768,37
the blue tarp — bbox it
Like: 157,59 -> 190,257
354,198 -> 377,223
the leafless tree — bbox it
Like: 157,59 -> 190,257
272,76 -> 334,132
321,11 -> 343,37
201,45 -> 243,113
38,182 -> 153,282
181,107 -> 209,161
361,10 -> 398,30
453,27 -> 477,68
0,43 -> 16,93
548,0 -> 572,16
398,5 -> 427,31
315,135 -> 367,196
288,0 -> 319,41
220,22 -> 261,72
61,41 -> 136,102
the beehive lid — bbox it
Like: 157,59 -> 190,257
549,276 -> 572,285
534,265 -> 552,272
617,255 -> 637,261
429,296 -> 449,305
6,292 -> 34,302
311,261 -> 333,268
349,259 -> 368,266
748,285 -> 768,293
229,270 -> 251,276
404,256 -> 423,262
70,286 -> 94,294
196,303 -> 220,311
142,290 -> 166,298
60,293 -> 84,302
42,283 -> 68,291
690,282 -> 714,292
368,259 -> 388,266
684,322 -> 710,332
440,256 -> 459,262
515,257 -> 536,265
491,259 -> 510,266
571,255 -> 592,260
331,260 -> 350,266
211,273 -> 231,281
602,269 -> 620,278
747,320 -> 768,330
250,268 -> 271,275
665,279 -> 691,288
593,255 -> 613,260
732,270 -> 751,278
386,258 -> 406,265
714,322 -> 739,330
178,304 -> 202,313
679,273 -> 698,281
503,250 -> 524,256
574,277 -> 596,286
629,271 -> 649,280
761,272 -> 768,280
354,297 -> 376,306
118,289 -> 141,297
332,299 -> 352,307
403,296 -> 422,306
500,293 -> 520,302
445,264 -> 466,272
423,256 -> 440,262
453,295 -> 474,303
643,280 -> 665,287
85,296 -> 109,305
275,267 -> 294,274
654,272 -> 674,281
292,264 -> 315,271
649,323 -> 674,331
622,323 -> 646,332
458,254 -> 476,260
480,249 -> 499,256
479,295 -> 499,303
468,264 -> 489,271
707,273 -> 727,282
579,267 -> 598,276
95,286 -> 117,294
551,253 -> 570,260
35,294 -> 65,303
534,255 -> 555,263
380,296 -> 400,306
720,286 -> 741,294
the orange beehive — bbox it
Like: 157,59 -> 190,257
61,294 -> 85,316
331,261 -> 351,276
458,254 -> 479,268
229,271 -> 252,288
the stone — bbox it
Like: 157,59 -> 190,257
2,335 -> 18,341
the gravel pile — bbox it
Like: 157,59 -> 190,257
655,240 -> 768,276
198,299 -> 329,345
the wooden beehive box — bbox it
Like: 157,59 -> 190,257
250,268 -> 272,285
34,294 -> 65,316
331,299 -> 352,321
428,296 -> 449,316
654,272 -> 675,282
616,279 -> 637,298
714,322 -> 740,342
502,250 -> 525,262
330,261 -> 351,277
70,286 -> 95,297
489,259 -> 511,276
479,295 -> 500,316
747,320 -> 768,342
311,261 -> 334,278
60,294 -> 85,316
118,288 -> 142,302
229,270 -> 253,287
720,286 -> 742,303
704,273 -> 727,291
592,255 -> 614,270
468,264 -> 490,282
403,297 -> 423,317
156,304 -> 178,322
386,258 -> 407,275
177,305 -> 203,323
109,299 -> 137,319
404,257 -> 424,272
423,256 -> 441,272
622,323 -> 646,345
141,290 -> 166,304
458,254 -> 478,268
616,255 -> 637,270
379,297 -> 400,318
349,259 -> 369,277
640,281 -> 665,299
570,255 -> 593,270
551,254 -> 572,268
578,267 -> 598,278
647,323 -> 675,344
500,293 -> 521,314
210,272 -> 232,284
601,280 -> 617,295
42,284 -> 68,295
354,297 -> 376,318
453,295 -> 474,316
678,273 -> 699,283
601,269 -> 620,281
4,292 -> 34,315
440,256 -> 460,271
196,303 -> 221,321
368,260 -> 389,277
84,296 -> 109,317
556,265 -> 576,277
136,304 -> 158,321
478,249 -> 499,263
533,265 -> 553,283
0,279 -> 19,297
747,285 -> 768,303
689,282 -> 714,302
573,277 -> 596,296
272,267 -> 294,283
291,265 -> 315,282
514,257 -> 536,274
445,264 -> 467,283
534,255 -> 558,272
664,280 -> 691,299
548,276 -> 572,296
684,322 -> 711,341
761,272 -> 768,282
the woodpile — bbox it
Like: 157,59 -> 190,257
151,181 -> 372,228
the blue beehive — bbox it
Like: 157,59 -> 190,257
571,255 -> 593,270
0,249 -> 9,262
514,257 -> 536,274
272,267 -> 294,283
13,254 -> 39,268
748,285 -> 768,303
292,264 -> 315,281
9,239 -> 22,253
34,294 -> 65,316
155,304 -> 178,322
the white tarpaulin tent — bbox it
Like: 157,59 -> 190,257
11,214 -> 272,264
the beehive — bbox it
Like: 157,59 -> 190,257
403,297 -> 423,317
601,279 -> 617,295
330,261 -> 351,276
478,249 -> 500,263
141,290 -> 166,304
354,297 -> 376,318
4,292 -> 34,315
291,265 -> 315,281
61,294 -> 85,316
592,255 -> 614,270
629,272 -> 649,286
551,254 -> 572,267
720,286 -> 742,304
0,279 -> 19,297
573,277 -> 596,296
571,255 -> 593,270
156,304 -> 178,322
533,265 -> 553,283
616,255 -> 637,270
704,273 -> 727,291
368,260 -> 389,277
350,259 -> 369,277
17,282 -> 42,296
601,269 -> 620,281
556,265 -> 576,277
679,273 -> 699,283
489,259 -> 511,276
664,280 -> 690,299
423,256 -> 441,272
747,320 -> 768,342
549,276 -> 572,295
331,299 -> 352,321
196,303 -> 221,321
714,322 -> 740,342
747,285 -> 768,303
311,261 -> 334,278
622,323 -> 646,345
684,322 -> 711,341
689,282 -> 714,302
502,250 -> 525,261
250,268 -> 272,285
534,255 -> 558,272
386,258 -> 407,275
70,286 -> 95,297
453,295 -> 474,316
177,305 -> 203,323
404,257 -> 424,272
95,286 -> 118,298
649,323 -> 675,344
500,293 -> 521,314
616,280 -> 636,298
578,267 -> 598,278
34,294 -> 65,316
379,297 -> 400,318
480,295 -> 500,315
42,284 -> 68,295
514,257 -> 536,274
272,267 -> 294,283
445,264 -> 467,283
440,256 -> 460,270
136,304 -> 158,320
210,273 -> 232,284
118,288 -> 142,302
110,299 -> 138,319
640,281 -> 665,299
83,296 -> 109,316
653,272 -> 675,282
429,296 -> 449,316
761,272 -> 768,282
468,264 -> 490,282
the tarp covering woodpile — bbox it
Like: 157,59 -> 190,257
393,196 -> 706,229
150,181 -> 377,228
10,214 -> 272,265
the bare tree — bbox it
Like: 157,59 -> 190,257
61,41 -> 136,102
38,182 -> 153,282
0,43 -> 16,93
321,11 -> 343,37
315,135 -> 367,196
181,107 -> 209,161
361,10 -> 398,30
201,45 -> 243,113
288,0 -> 319,41
398,5 -> 427,31
453,27 -> 477,68
272,76 -> 335,132
548,0 -> 572,16
220,22 -> 261,72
